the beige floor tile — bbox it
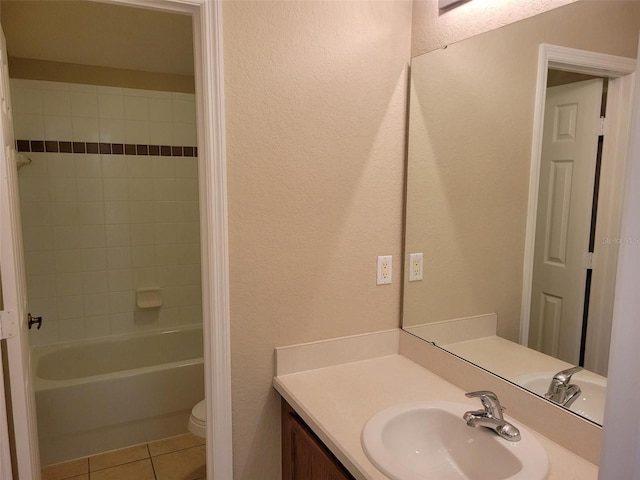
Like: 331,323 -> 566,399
90,458 -> 155,480
148,432 -> 205,457
152,445 -> 206,480
89,443 -> 149,471
41,457 -> 88,480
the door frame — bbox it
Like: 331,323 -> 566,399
520,44 -> 636,360
89,1 -> 232,478
599,31 -> 640,478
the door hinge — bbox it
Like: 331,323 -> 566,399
599,116 -> 606,136
0,310 -> 17,339
583,251 -> 594,270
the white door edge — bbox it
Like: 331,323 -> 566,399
0,341 -> 14,479
0,21 -> 41,478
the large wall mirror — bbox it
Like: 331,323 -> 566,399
403,1 -> 640,427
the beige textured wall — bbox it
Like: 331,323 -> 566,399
8,58 -> 195,93
223,1 -> 412,477
403,1 -> 640,341
411,0 -> 578,56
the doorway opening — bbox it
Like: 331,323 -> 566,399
6,0 -> 205,472
0,1 -> 232,479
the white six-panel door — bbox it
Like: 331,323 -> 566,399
0,25 -> 41,479
529,78 -> 603,364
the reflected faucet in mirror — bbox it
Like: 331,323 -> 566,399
545,366 -> 582,408
401,0 -> 640,427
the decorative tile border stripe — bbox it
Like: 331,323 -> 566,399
15,139 -> 198,157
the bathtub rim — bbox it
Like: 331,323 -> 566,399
31,325 -> 204,391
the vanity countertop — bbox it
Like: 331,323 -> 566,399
273,352 -> 598,480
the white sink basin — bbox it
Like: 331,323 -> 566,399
513,372 -> 606,424
361,401 -> 549,480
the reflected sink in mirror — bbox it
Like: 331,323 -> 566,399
513,372 -> 606,425
361,401 -> 549,480
402,0 -> 640,426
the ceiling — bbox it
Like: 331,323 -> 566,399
0,0 -> 194,76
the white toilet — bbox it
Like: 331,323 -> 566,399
188,399 -> 206,438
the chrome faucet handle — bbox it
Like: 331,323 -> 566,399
551,366 -> 583,386
544,367 -> 582,408
465,390 -> 504,420
547,366 -> 582,395
546,366 -> 583,405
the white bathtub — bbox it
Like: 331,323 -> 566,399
32,327 -> 204,465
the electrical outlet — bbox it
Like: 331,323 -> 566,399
409,253 -> 423,282
377,255 -> 392,285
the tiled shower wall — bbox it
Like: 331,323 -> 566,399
11,79 -> 202,346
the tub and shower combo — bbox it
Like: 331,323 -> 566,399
32,326 -> 204,465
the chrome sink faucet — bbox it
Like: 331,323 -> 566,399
545,366 -> 582,407
463,390 -> 521,442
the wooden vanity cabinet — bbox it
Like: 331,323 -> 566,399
282,399 -> 356,480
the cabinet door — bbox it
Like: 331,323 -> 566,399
282,400 -> 354,480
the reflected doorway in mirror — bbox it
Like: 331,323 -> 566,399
521,44 -> 636,378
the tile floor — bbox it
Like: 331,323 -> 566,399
41,433 -> 206,480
